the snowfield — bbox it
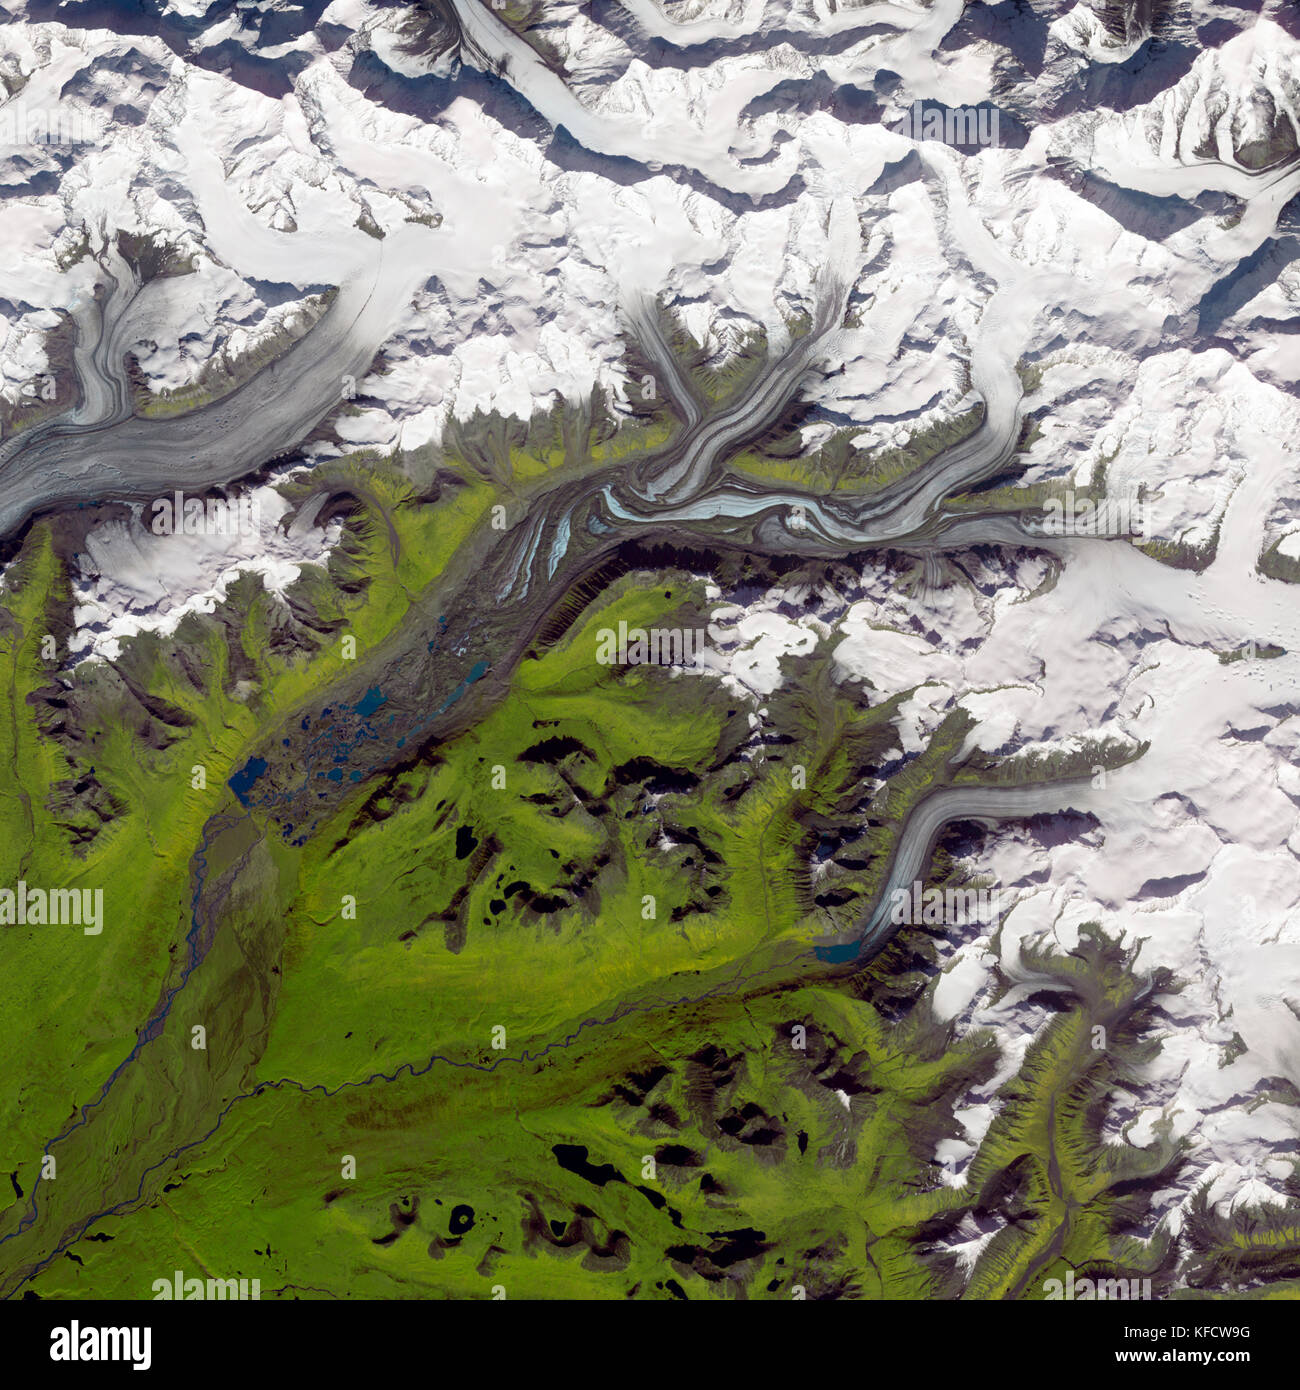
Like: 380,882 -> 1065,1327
0,0 -> 1299,1266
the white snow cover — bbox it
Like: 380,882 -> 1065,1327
0,0 -> 1298,1254
67,483 -> 341,661
705,480 -> 1300,1227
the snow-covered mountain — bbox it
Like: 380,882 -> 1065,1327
3,0 -> 1300,1295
